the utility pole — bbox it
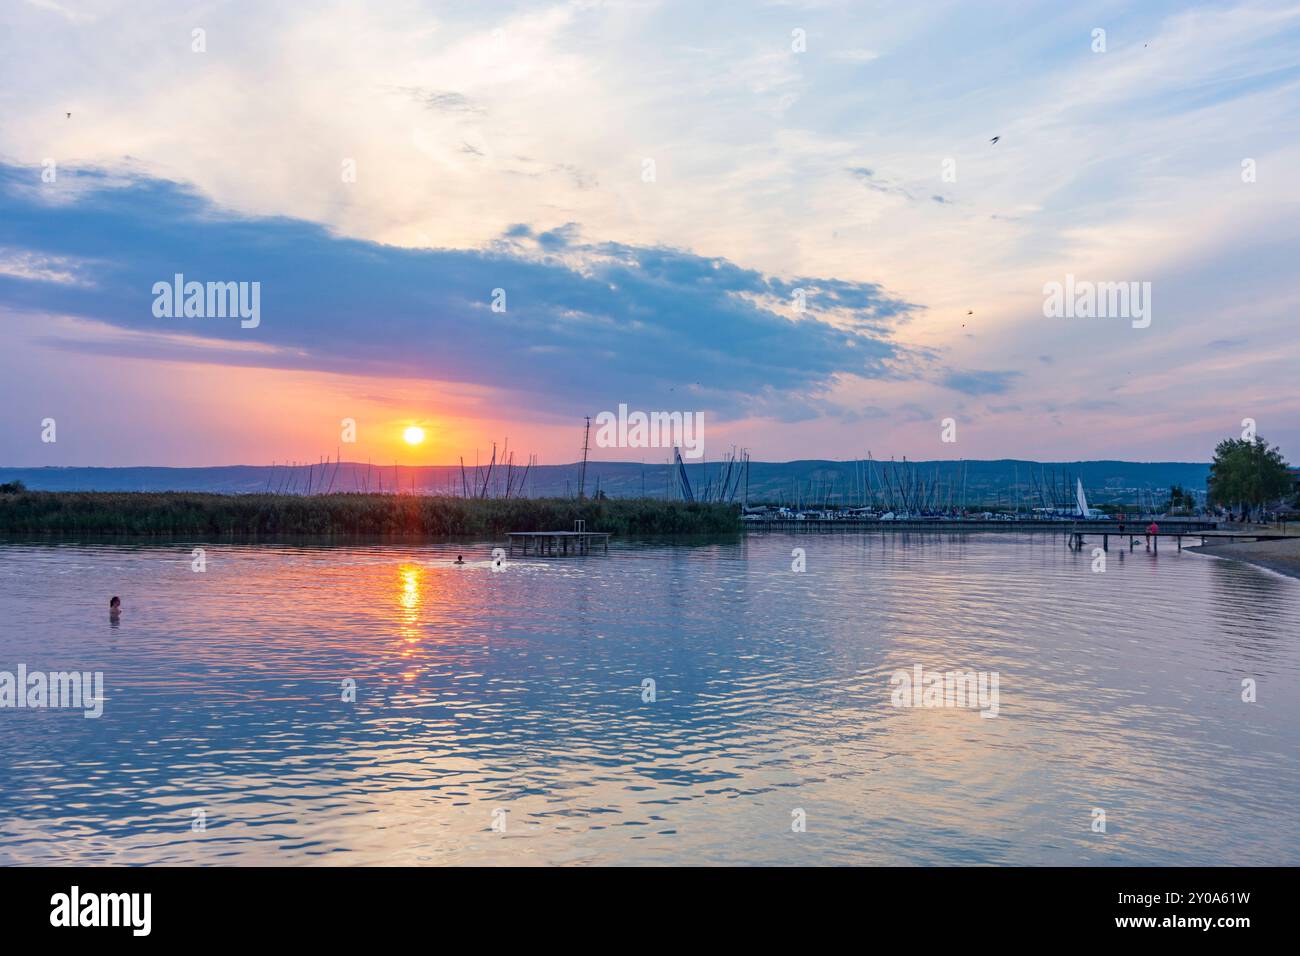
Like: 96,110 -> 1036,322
578,416 -> 591,500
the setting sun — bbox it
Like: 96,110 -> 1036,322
403,426 -> 425,446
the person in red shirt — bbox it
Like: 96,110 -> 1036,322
1145,520 -> 1159,549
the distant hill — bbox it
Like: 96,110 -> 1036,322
0,459 -> 1210,508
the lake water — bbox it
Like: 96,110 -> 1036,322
1,532 -> 1298,866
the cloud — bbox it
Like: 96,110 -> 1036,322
0,163 -> 918,423
938,368 -> 1020,396
4,0 -> 1299,462
0,248 -> 93,286
828,49 -> 880,64
846,166 -> 914,201
20,0 -> 93,25
534,222 -> 581,250
387,86 -> 484,114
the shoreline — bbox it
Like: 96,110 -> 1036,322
1187,536 -> 1300,581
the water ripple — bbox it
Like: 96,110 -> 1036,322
0,533 -> 1297,865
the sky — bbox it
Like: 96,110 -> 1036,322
1,0 -> 1299,468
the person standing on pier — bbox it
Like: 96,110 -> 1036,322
1145,520 -> 1159,549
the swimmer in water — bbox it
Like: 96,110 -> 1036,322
454,555 -> 465,565
109,595 -> 121,619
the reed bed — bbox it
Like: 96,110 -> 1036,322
0,491 -> 739,537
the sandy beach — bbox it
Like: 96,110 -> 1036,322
1190,535 -> 1300,581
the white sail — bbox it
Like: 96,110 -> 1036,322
1076,478 -> 1089,518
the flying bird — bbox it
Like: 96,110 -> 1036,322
989,136 -> 1000,145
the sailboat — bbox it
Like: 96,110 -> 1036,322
1076,478 -> 1105,519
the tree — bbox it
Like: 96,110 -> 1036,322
0,480 -> 26,494
1207,436 -> 1292,519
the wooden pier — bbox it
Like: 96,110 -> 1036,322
1066,528 -> 1300,553
507,530 -> 610,556
745,518 -> 1218,534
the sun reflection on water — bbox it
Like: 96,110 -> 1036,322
395,563 -> 423,656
